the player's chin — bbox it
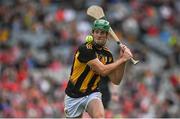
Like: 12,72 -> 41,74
95,40 -> 106,46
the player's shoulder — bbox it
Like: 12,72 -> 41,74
103,46 -> 112,54
79,42 -> 93,50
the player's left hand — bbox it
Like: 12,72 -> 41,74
119,44 -> 133,61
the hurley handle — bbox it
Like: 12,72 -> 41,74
117,41 -> 139,65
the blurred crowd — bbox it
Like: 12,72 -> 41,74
0,0 -> 180,118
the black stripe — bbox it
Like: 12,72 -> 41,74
87,74 -> 98,91
70,51 -> 77,75
75,65 -> 90,89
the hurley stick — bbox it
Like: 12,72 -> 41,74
87,5 -> 139,64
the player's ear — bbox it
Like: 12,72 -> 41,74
107,33 -> 111,40
106,32 -> 109,36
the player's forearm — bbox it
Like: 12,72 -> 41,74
88,58 -> 126,77
98,58 -> 126,76
95,59 -> 124,76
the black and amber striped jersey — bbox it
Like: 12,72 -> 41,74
65,42 -> 113,98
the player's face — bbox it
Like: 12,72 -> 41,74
92,29 -> 108,46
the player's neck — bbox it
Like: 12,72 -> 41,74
93,42 -> 104,50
